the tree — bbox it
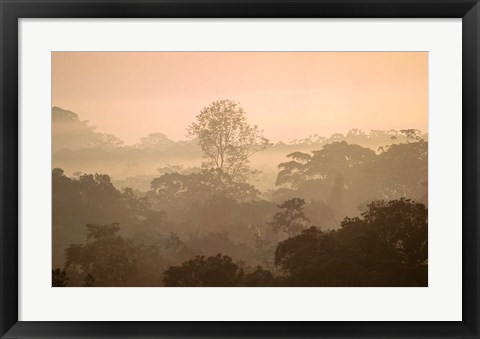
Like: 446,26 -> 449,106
341,198 -> 428,269
52,168 -> 138,268
274,227 -> 339,286
187,231 -> 253,262
268,198 -> 310,237
275,141 -> 376,188
82,274 -> 96,287
164,254 -> 276,287
52,107 -> 124,152
163,254 -> 243,287
338,198 -> 428,286
273,139 -> 428,217
364,141 -> 428,200
274,198 -> 428,287
187,100 -> 270,181
52,268 -> 69,287
65,223 -> 138,287
400,129 -> 421,143
243,266 -> 276,286
137,132 -> 174,149
149,168 -> 261,206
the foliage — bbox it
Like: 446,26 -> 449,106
275,198 -> 427,286
341,198 -> 428,270
164,254 -> 244,287
276,141 -> 376,188
52,105 -> 429,288
186,231 -> 254,263
400,129 -> 422,143
274,140 -> 428,218
52,268 -> 69,287
187,100 -> 271,181
82,274 -> 96,287
303,199 -> 337,230
52,106 -> 123,152
364,141 -> 428,200
136,133 -> 175,149
267,198 -> 310,237
163,254 -> 277,287
275,227 -> 339,286
243,266 -> 276,287
65,223 -> 138,287
52,168 -> 142,267
149,168 -> 261,205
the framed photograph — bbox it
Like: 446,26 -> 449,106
1,0 -> 479,338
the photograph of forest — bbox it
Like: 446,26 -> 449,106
52,52 -> 428,287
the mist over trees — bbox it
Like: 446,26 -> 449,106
52,107 -> 124,152
52,106 -> 427,192
52,101 -> 428,287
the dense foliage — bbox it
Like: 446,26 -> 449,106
53,170 -> 428,287
52,105 -> 428,287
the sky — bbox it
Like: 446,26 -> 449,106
52,52 -> 428,144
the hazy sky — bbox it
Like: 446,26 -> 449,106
52,52 -> 428,144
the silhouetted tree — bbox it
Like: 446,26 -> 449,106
52,168 -> 140,267
274,227 -> 340,286
187,231 -> 253,262
275,198 -> 427,286
243,266 -> 276,287
340,198 -> 428,286
65,223 -> 138,287
268,198 -> 310,237
52,107 -> 430,288
149,169 -> 261,206
82,274 -> 96,287
364,141 -> 428,200
164,254 -> 243,287
52,268 -> 69,287
274,140 -> 428,217
187,100 -> 270,181
276,142 -> 376,189
400,129 -> 421,143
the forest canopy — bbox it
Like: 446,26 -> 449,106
52,102 -> 428,287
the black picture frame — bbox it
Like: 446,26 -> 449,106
1,0 -> 479,338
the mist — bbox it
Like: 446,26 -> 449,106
53,105 -> 428,287
52,52 -> 428,287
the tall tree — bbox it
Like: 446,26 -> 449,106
268,198 -> 310,237
400,129 -> 421,143
187,100 -> 270,181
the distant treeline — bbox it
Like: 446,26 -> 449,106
52,106 -> 428,192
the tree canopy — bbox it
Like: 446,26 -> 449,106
187,100 -> 270,181
275,198 -> 427,286
52,106 -> 428,288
